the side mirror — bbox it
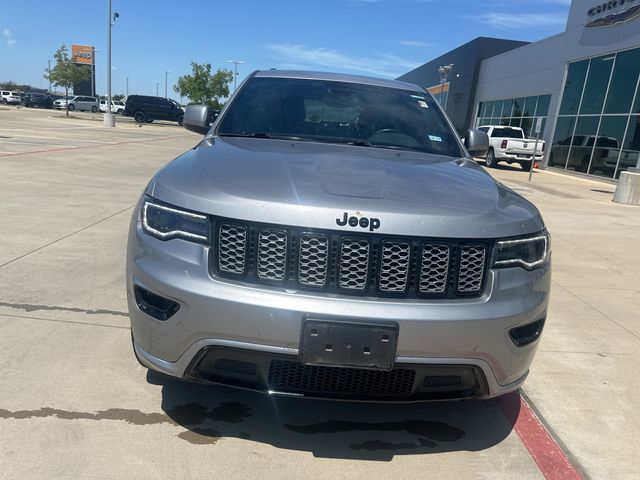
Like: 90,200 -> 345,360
464,129 -> 489,157
183,105 -> 210,135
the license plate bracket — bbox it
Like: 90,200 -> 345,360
300,320 -> 398,371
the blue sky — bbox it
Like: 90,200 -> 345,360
1,0 -> 571,97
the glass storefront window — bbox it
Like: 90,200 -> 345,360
549,116 -> 576,168
580,55 -> 615,115
485,101 -> 494,118
494,100 -> 504,118
535,95 -> 551,117
604,48 -> 640,114
523,97 -> 537,117
618,115 -> 640,178
559,60 -> 589,115
521,118 -> 534,137
588,116 -> 628,178
567,116 -> 600,172
502,99 -> 514,118
513,97 -> 525,117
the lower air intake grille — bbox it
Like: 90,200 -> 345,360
268,360 -> 416,397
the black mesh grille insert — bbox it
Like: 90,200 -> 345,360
422,375 -> 462,387
268,360 -> 416,397
211,217 -> 490,299
214,358 -> 257,376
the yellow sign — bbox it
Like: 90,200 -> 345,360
72,45 -> 94,65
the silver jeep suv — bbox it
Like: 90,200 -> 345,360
127,70 -> 551,401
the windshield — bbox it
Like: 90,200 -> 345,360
217,77 -> 462,157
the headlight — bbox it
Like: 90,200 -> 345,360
492,231 -> 550,270
141,198 -> 210,243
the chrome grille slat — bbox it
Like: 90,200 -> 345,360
458,246 -> 486,293
213,219 -> 488,298
298,233 -> 329,287
419,245 -> 450,294
217,224 -> 247,274
257,230 -> 288,281
339,239 -> 370,291
379,242 -> 411,293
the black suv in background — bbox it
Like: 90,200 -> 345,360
124,95 -> 185,124
23,92 -> 53,109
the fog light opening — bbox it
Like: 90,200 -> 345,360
509,318 -> 545,347
134,286 -> 180,321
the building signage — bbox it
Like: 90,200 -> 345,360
71,44 -> 94,65
586,0 -> 640,27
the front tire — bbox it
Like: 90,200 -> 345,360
486,148 -> 497,168
91,106 -> 98,113
68,104 -> 75,111
177,114 -> 184,126
134,111 -> 146,123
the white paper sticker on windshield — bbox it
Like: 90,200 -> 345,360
418,100 -> 428,108
428,135 -> 442,142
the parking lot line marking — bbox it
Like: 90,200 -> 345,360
0,204 -> 134,270
0,134 -> 190,158
498,392 -> 584,480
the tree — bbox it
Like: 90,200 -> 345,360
45,44 -> 90,116
173,62 -> 233,109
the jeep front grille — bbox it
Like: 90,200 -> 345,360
211,219 -> 489,298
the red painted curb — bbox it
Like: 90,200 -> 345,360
498,392 -> 582,480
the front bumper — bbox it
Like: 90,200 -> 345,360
127,220 -> 550,400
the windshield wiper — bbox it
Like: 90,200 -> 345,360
346,140 -> 420,152
218,132 -> 273,138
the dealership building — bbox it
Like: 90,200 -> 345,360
398,0 -> 640,180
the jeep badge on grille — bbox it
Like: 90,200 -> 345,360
336,212 -> 381,231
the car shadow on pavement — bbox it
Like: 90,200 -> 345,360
151,372 -> 519,460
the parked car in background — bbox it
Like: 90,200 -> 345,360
52,96 -> 74,110
99,99 -> 125,114
124,95 -> 185,124
479,125 -> 545,170
1,90 -> 22,105
53,96 -> 99,112
23,92 -> 53,109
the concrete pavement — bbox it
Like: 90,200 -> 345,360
0,107 -> 637,479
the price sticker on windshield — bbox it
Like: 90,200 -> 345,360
418,100 -> 429,108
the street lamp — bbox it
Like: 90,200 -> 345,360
164,70 -> 171,99
156,82 -> 159,96
48,60 -> 51,93
227,60 -> 244,92
437,64 -> 454,110
104,1 -> 119,127
126,76 -> 129,97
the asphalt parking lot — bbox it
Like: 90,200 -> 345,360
1,106 -> 638,479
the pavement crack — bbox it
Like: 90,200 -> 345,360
0,301 -> 128,318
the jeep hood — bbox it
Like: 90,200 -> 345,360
149,137 -> 544,238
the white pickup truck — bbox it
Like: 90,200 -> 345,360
479,125 -> 544,170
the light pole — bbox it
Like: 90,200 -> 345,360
126,76 -> 129,97
48,60 -> 51,93
437,63 -> 454,110
227,60 -> 244,92
164,70 -> 171,99
105,1 -> 119,127
156,82 -> 159,96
